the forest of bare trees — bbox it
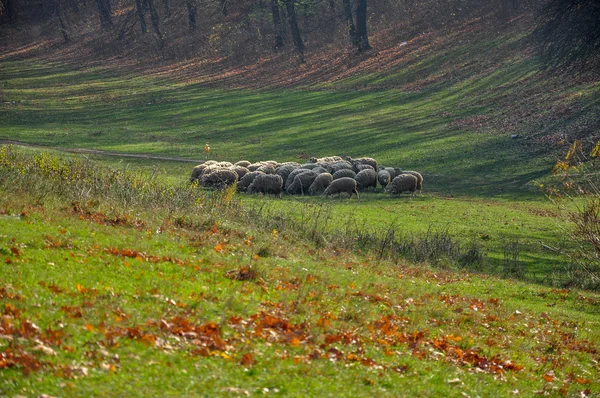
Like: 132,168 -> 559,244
1,0 -> 598,69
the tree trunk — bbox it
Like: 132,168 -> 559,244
134,0 -> 147,33
144,0 -> 164,48
221,0 -> 228,16
53,0 -> 70,43
95,0 -> 113,29
355,0 -> 370,52
328,0 -> 336,37
284,0 -> 304,62
186,0 -> 197,31
342,0 -> 358,47
163,0 -> 170,17
3,0 -> 15,22
271,0 -> 284,50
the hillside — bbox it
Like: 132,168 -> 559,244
1,6 -> 599,196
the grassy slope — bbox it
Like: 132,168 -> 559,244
1,11 -> 600,396
0,182 -> 598,397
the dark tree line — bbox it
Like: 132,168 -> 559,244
0,0 -> 373,59
1,0 -> 598,69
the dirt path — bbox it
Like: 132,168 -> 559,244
0,140 -> 204,164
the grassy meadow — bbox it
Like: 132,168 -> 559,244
0,146 -> 598,397
1,25 -> 600,395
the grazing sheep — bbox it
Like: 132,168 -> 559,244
200,168 -> 238,189
332,169 -> 356,180
355,164 -> 375,172
247,163 -> 263,172
354,169 -> 378,191
399,170 -> 423,192
233,165 -> 250,180
311,166 -> 329,175
329,161 -> 354,173
190,164 -> 207,182
287,170 -> 318,195
386,174 -> 418,196
379,167 -> 396,179
237,171 -> 264,192
247,174 -> 284,196
285,168 -> 312,190
235,160 -> 251,168
278,161 -> 302,168
322,177 -> 359,199
346,156 -> 379,173
275,164 -> 298,186
378,170 -> 392,188
308,173 -> 333,195
256,165 -> 276,174
299,163 -> 320,170
309,156 -> 344,163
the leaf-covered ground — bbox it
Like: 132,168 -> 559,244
1,188 -> 599,397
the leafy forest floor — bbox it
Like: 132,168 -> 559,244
1,6 -> 600,397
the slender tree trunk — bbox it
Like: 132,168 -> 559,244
221,0 -> 228,16
53,0 -> 70,43
355,0 -> 370,52
134,0 -> 147,33
163,0 -> 170,17
271,0 -> 284,50
342,0 -> 358,47
144,0 -> 164,48
4,0 -> 15,22
328,0 -> 336,37
284,0 -> 304,62
95,0 -> 113,29
186,0 -> 197,31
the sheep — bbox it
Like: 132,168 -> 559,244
190,164 -> 207,182
322,177 -> 359,199
381,167 -> 396,179
237,171 -> 264,192
285,168 -> 312,190
309,156 -> 344,163
386,174 -> 418,196
332,169 -> 356,180
354,169 -> 377,191
299,163 -> 320,170
233,165 -> 250,180
345,156 -> 378,173
235,160 -> 252,168
200,168 -> 238,189
278,161 -> 302,168
247,174 -> 284,196
308,173 -> 333,195
329,161 -> 354,174
247,163 -> 263,172
287,170 -> 318,195
275,164 -> 298,186
355,164 -> 375,172
311,166 -> 329,175
378,169 -> 391,189
256,165 -> 276,174
399,170 -> 423,192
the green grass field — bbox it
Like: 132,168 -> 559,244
1,23 -> 599,395
0,147 -> 598,397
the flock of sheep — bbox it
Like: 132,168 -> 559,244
189,156 -> 423,199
